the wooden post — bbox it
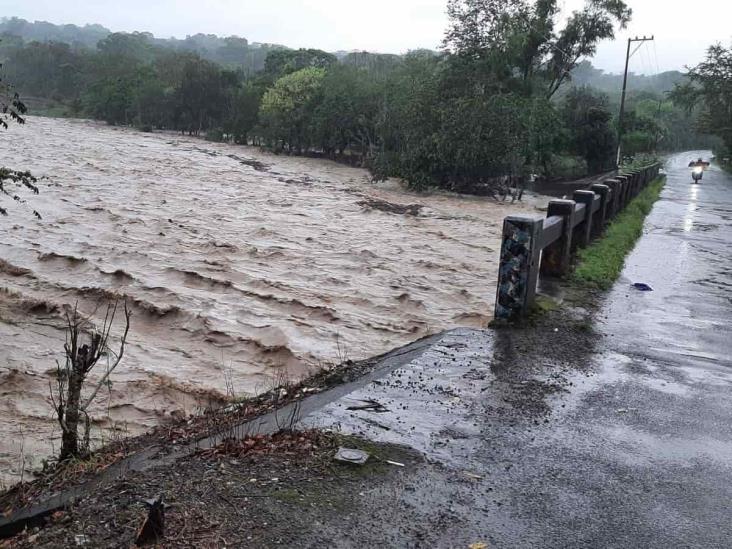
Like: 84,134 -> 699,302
494,216 -> 544,320
540,199 -> 576,277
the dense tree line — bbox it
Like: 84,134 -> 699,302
0,2 -> 716,192
671,42 -> 732,160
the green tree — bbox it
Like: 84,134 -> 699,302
545,0 -> 631,96
1,49 -> 40,219
83,73 -> 137,125
443,0 -> 632,97
0,52 -> 26,128
369,53 -> 443,188
131,66 -> 171,129
263,49 -> 336,78
561,86 -> 616,172
224,83 -> 261,144
312,65 -> 384,160
433,93 -> 532,191
4,41 -> 83,101
258,67 -> 326,153
671,43 -> 732,156
174,58 -> 231,135
97,32 -> 154,61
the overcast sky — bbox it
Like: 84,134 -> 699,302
1,0 -> 730,74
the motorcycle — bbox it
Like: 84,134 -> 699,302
692,166 -> 704,183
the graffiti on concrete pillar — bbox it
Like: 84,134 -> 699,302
495,218 -> 534,320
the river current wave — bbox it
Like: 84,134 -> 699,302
0,116 -> 544,483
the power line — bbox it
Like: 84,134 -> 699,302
652,40 -> 661,76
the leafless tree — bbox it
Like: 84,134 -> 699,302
50,301 -> 131,461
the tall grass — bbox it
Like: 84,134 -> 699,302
572,177 -> 666,289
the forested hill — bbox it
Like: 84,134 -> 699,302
570,61 -> 685,99
0,16 -> 288,74
1,16 -> 686,90
0,17 -> 110,48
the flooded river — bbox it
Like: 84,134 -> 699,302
0,117 -> 543,483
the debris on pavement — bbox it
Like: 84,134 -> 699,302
385,460 -> 405,467
198,430 -> 326,460
346,399 -> 390,413
334,448 -> 370,465
632,283 -> 654,291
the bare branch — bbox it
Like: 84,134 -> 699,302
81,301 -> 132,412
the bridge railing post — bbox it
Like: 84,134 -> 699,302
493,163 -> 664,321
572,190 -> 596,247
590,183 -> 610,235
540,199 -> 576,277
617,175 -> 630,209
604,178 -> 621,217
494,216 -> 544,320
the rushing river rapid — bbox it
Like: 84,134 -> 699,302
0,117 -> 543,483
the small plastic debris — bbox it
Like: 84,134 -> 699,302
464,472 -> 484,480
469,543 -> 488,549
335,447 -> 370,465
632,283 -> 653,292
386,460 -> 405,467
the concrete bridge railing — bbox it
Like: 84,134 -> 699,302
494,163 -> 661,320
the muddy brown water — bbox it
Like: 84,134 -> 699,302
0,117 -> 546,484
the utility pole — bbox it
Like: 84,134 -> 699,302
616,35 -> 654,167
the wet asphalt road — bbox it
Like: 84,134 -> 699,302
305,152 -> 732,548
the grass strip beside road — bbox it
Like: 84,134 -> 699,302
572,176 -> 666,289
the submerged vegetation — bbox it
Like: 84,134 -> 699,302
0,3 -> 714,192
573,176 -> 666,289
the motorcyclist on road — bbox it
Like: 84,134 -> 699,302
689,157 -> 709,183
